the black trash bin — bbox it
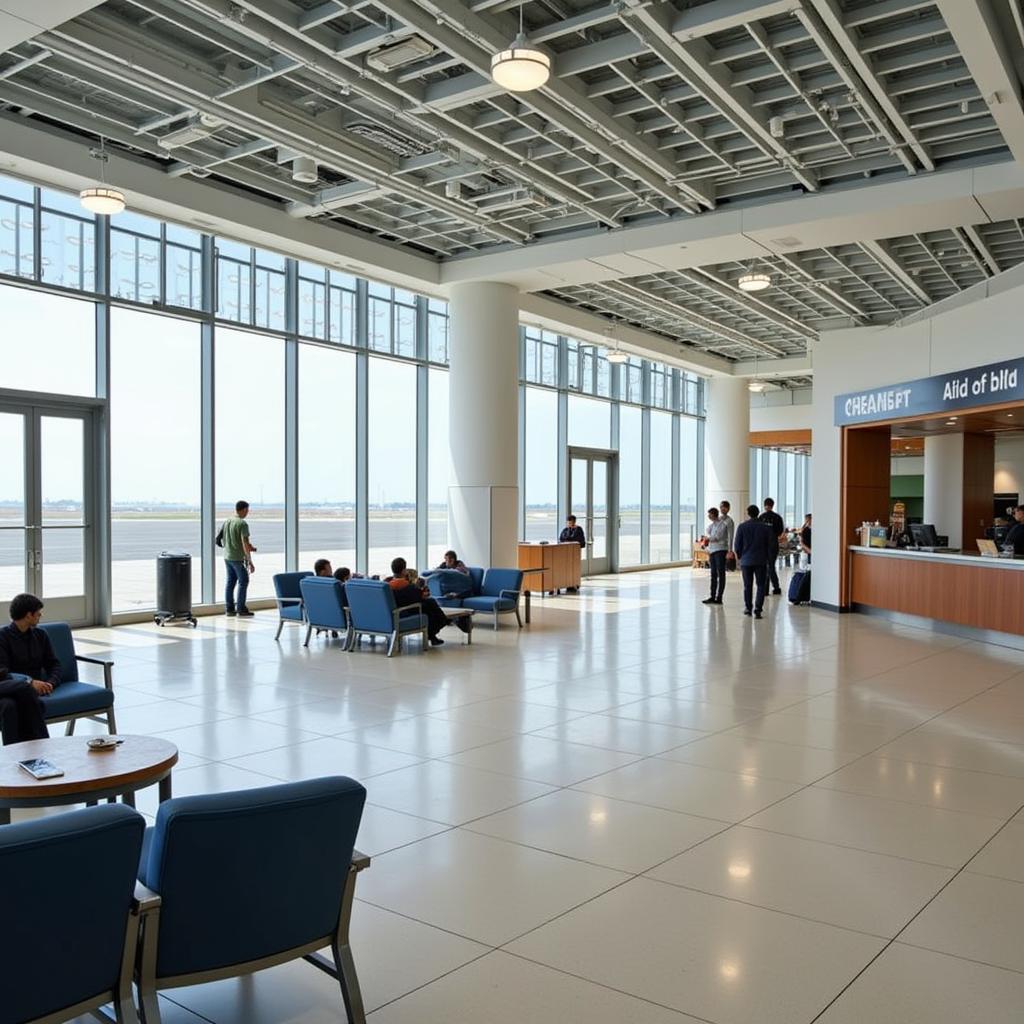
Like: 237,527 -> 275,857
155,550 -> 197,627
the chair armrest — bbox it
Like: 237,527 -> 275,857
132,880 -> 161,915
351,848 -> 371,872
276,596 -> 304,606
393,603 -> 421,628
76,654 -> 114,689
499,589 -> 521,602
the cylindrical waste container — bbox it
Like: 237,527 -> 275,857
155,550 -> 197,627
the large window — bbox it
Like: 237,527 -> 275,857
568,395 -> 610,449
427,367 -> 450,565
215,329 -> 285,597
524,387 -> 558,541
649,412 -> 673,563
0,284 -> 95,397
679,416 -> 699,555
110,309 -> 201,610
40,188 -> 95,292
298,344 -> 356,575
0,174 -> 34,279
618,406 -> 642,566
368,358 -> 417,572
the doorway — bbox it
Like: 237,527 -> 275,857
568,448 -> 616,576
0,400 -> 98,625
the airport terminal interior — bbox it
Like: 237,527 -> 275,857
1,1 -> 1024,1022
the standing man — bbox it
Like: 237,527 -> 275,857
734,505 -> 774,619
799,513 -> 813,562
702,507 -> 729,606
1004,505 -> 1024,554
223,500 -> 257,617
759,498 -> 786,596
718,500 -> 736,570
0,593 -> 55,744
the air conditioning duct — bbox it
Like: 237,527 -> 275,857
292,156 -> 318,184
156,115 -> 223,150
366,35 -> 434,71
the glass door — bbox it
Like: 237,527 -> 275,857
568,448 -> 614,576
0,401 -> 96,625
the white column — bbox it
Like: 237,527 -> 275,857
448,281 -> 520,566
924,433 -> 964,547
704,377 -> 750,515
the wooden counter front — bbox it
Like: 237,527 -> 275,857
518,542 -> 582,592
849,547 -> 1024,636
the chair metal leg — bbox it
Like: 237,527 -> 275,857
515,607 -> 523,628
138,984 -> 161,1024
274,619 -> 284,641
303,624 -> 313,648
332,939 -> 367,1024
386,632 -> 398,657
107,707 -> 118,735
65,718 -> 77,736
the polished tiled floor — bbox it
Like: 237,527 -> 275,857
53,566 -> 1024,1023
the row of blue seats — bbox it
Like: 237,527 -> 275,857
273,568 -> 525,655
3,777 -> 369,1024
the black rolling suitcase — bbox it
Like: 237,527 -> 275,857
788,569 -> 811,605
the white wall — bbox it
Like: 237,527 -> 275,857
995,434 -> 1024,500
750,388 -> 813,433
812,279 -> 1024,608
891,456 -> 924,475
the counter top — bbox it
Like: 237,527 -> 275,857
849,546 -> 1024,570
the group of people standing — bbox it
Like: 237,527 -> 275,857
702,499 -> 811,619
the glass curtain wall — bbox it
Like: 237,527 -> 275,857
522,328 -> 704,569
750,448 -> 813,528
0,171 -> 706,617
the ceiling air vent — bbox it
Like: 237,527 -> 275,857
366,36 -> 435,72
347,121 -> 428,157
157,114 -> 223,150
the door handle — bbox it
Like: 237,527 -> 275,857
27,550 -> 34,570
35,550 -> 42,567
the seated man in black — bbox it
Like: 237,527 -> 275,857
314,558 -> 333,577
386,557 -> 462,645
0,593 -> 55,745
559,514 -> 586,548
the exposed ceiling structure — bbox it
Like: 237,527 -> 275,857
1,0 -> 1024,372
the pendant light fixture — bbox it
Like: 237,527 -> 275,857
747,355 -> 767,393
80,137 -> 125,215
491,1 -> 550,93
604,323 -> 628,363
737,269 -> 771,292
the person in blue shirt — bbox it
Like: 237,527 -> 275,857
733,505 -> 775,619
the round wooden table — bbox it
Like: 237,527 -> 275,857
0,735 -> 178,825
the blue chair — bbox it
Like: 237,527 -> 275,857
36,621 -> 118,735
273,570 -> 313,640
1,803 -> 151,1024
345,579 -> 428,656
135,777 -> 369,1024
426,569 -> 476,609
427,568 -> 523,630
299,576 -> 351,648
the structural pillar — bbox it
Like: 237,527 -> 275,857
924,432 -> 994,549
704,377 -> 750,515
448,282 -> 520,566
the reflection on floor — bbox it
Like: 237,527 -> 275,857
56,567 -> 1024,1023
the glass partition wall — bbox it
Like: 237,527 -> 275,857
0,173 -> 705,619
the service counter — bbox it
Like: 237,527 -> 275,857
848,546 -> 1024,638
518,542 -> 581,593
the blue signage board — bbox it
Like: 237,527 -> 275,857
834,357 -> 1024,426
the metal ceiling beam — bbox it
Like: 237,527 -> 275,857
619,2 -> 819,193
376,0 -> 714,211
962,224 -> 1001,275
859,239 -> 931,304
681,268 -> 817,339
935,0 -> 1024,165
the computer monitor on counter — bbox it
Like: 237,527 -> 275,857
910,523 -> 940,548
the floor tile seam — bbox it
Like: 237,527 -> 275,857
891,940 -> 1024,978
807,779 -> 1024,822
350,896 -> 507,950
656,728 -> 882,759
961,865 -> 1024,888
174,757 -> 288,787
360,823 -> 458,859
495,949 -> 717,1024
360,947 -> 497,1018
636,874 -> 938,943
909,723 -> 1024,749
435,748 -> 650,789
159,992 -> 219,1024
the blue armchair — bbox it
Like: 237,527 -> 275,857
273,571 -> 313,640
1,803 -> 151,1024
135,777 -> 369,1024
427,568 -> 523,630
36,621 -> 118,735
299,576 -> 351,648
345,579 -> 428,656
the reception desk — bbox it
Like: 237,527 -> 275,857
849,546 -> 1024,638
518,542 -> 582,593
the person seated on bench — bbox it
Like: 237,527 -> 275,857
314,558 -> 333,578
386,558 -> 464,645
0,593 -> 54,745
437,550 -> 470,574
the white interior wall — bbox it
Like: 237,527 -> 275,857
891,456 -> 925,475
750,390 -> 814,433
812,281 -> 1024,608
995,434 -> 1024,499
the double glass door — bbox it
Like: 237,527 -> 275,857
568,448 -> 614,576
0,402 -> 95,625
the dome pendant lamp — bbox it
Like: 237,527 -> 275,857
491,1 -> 550,93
